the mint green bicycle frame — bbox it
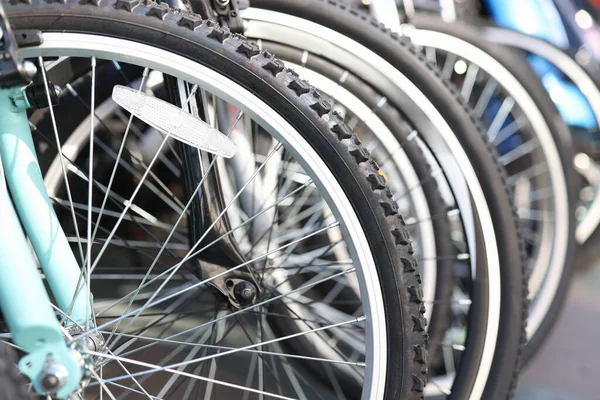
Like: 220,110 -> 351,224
0,87 -> 89,397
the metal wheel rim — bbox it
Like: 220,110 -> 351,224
241,9 -> 501,399
21,33 -> 389,399
409,28 -> 570,339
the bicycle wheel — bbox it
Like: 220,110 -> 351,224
36,64 -> 441,397
255,37 -> 473,375
244,1 -> 527,398
254,37 -> 460,369
481,26 -> 600,254
255,48 -> 488,398
409,14 -> 577,364
1,1 -> 427,398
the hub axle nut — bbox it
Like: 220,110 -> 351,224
39,360 -> 68,393
233,280 -> 257,305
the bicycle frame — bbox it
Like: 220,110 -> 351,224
0,6 -> 86,397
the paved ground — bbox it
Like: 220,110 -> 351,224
514,262 -> 600,400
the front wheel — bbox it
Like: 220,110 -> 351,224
2,1 -> 427,399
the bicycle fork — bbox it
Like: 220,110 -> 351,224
0,85 -> 89,397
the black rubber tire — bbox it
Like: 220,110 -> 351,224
4,1 -> 428,398
411,13 -> 577,365
0,343 -> 34,400
248,1 -> 528,398
479,26 -> 600,285
261,40 -> 455,360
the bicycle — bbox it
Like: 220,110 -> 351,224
243,1 -> 528,398
0,1 -> 428,398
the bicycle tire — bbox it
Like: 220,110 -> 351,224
411,13 -> 577,365
261,40 -> 455,362
246,1 -> 527,398
481,26 -> 600,246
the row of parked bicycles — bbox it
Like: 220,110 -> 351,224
0,0 -> 598,398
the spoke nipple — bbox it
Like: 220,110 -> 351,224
356,315 -> 366,322
66,83 -> 78,97
345,267 -> 356,274
328,221 -> 340,228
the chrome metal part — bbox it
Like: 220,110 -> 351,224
38,359 -> 69,394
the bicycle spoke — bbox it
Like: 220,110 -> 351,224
425,46 -> 437,65
154,324 -> 215,399
473,78 -> 498,118
108,329 -> 368,367
460,63 -> 479,102
90,368 -> 119,400
103,382 -> 161,400
101,221 -> 339,347
87,315 -> 363,382
70,68 -> 152,249
38,56 -> 85,265
89,132 -> 186,219
31,122 -> 182,235
441,53 -> 458,79
87,350 -> 296,400
110,108 -> 181,177
105,109 -> 244,346
15,37 -> 410,400
392,168 -> 443,201
499,138 -> 539,165
94,177 -> 312,317
85,56 -> 98,329
323,362 -> 346,400
107,290 -> 198,357
492,115 -> 526,146
106,348 -> 154,400
507,162 -> 549,185
88,84 -> 200,274
108,265 -> 352,358
518,208 -> 552,221
486,96 -> 515,142
53,199 -> 180,274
